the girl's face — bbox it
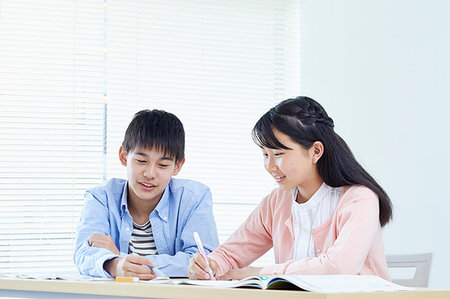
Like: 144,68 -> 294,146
261,129 -> 320,191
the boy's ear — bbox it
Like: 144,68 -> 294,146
311,141 -> 324,164
119,146 -> 128,166
172,157 -> 185,176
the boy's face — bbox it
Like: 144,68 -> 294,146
119,146 -> 184,205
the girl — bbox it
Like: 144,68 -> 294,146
188,96 -> 393,281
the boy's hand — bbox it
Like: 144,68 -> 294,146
104,254 -> 158,280
217,266 -> 263,281
88,234 -> 120,255
188,252 -> 218,280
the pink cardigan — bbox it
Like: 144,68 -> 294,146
209,185 -> 391,280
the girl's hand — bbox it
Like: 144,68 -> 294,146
88,234 -> 120,255
188,252 -> 218,280
105,254 -> 158,280
218,266 -> 263,280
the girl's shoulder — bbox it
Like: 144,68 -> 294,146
264,187 -> 292,200
339,184 -> 379,207
255,187 -> 293,219
259,187 -> 293,209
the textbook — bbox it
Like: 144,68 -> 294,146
146,275 -> 414,292
1,272 -> 111,281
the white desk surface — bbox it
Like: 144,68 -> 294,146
0,277 -> 449,299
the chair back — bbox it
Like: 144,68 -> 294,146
386,252 -> 432,287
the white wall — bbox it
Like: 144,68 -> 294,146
299,0 -> 450,288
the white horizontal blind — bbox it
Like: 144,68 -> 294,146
105,0 -> 300,266
0,0 -> 300,273
0,0 -> 104,273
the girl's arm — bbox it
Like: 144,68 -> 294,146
208,197 -> 274,277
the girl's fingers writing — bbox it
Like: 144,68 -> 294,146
188,253 -> 211,280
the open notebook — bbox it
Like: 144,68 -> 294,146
144,275 -> 414,292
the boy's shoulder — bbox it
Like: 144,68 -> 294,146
168,177 -> 210,196
86,178 -> 127,198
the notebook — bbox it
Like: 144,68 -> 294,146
144,275 -> 414,292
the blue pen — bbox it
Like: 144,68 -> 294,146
146,265 -> 166,277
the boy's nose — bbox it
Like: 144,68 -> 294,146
143,165 -> 156,178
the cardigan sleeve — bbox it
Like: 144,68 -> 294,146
209,196 -> 275,277
260,187 -> 381,276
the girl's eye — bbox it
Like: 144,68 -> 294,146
274,153 -> 283,157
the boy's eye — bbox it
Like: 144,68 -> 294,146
159,164 -> 169,167
274,152 -> 283,157
136,159 -> 146,163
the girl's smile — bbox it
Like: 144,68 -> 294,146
272,174 -> 286,183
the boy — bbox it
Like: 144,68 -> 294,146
74,109 -> 219,279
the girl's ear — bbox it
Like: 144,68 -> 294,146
119,146 -> 128,166
311,141 -> 324,164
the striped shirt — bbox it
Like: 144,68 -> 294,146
128,220 -> 158,256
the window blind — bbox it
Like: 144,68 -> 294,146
0,0 -> 300,273
0,0 -> 105,273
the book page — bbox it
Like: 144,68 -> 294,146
142,276 -> 268,289
0,273 -> 112,281
267,275 -> 414,292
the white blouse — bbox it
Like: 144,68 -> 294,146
292,183 -> 341,259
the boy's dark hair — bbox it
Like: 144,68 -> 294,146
252,96 -> 393,227
122,109 -> 185,163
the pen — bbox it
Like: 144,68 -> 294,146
130,252 -> 166,277
193,231 -> 215,280
146,265 -> 166,277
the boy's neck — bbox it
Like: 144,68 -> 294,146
127,193 -> 163,225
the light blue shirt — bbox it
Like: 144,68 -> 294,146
74,178 -> 219,278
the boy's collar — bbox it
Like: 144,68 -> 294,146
120,183 -> 129,217
152,183 -> 170,223
119,180 -> 171,222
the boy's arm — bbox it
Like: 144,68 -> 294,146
146,188 -> 219,277
74,192 -> 121,278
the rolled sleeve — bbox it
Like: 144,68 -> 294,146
74,191 -> 120,278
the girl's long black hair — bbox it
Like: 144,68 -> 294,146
252,96 -> 392,227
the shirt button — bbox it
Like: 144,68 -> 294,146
163,216 -> 168,221
126,227 -> 130,231
317,249 -> 321,253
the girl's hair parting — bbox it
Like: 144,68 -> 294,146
252,96 -> 393,227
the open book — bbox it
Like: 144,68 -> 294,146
1,273 -> 112,281
146,275 -> 413,292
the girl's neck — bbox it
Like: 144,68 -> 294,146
296,176 -> 324,204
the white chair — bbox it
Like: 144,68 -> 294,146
386,252 -> 432,287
